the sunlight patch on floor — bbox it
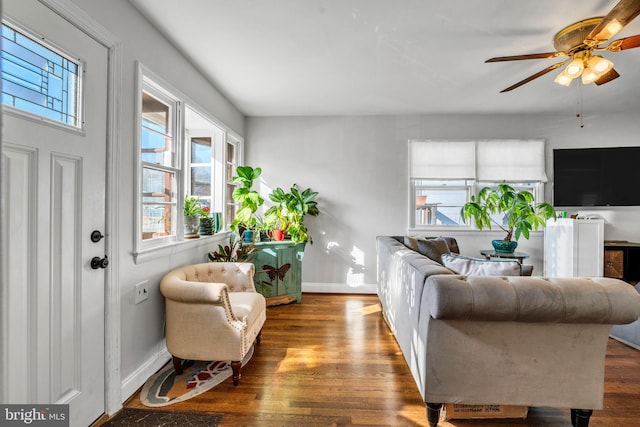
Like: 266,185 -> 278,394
275,345 -> 321,373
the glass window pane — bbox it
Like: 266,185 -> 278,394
191,137 -> 211,163
143,167 -> 173,202
142,90 -> 174,167
1,23 -> 80,127
414,180 -> 469,226
191,167 -> 211,196
142,204 -> 173,240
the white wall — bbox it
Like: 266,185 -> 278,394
69,0 -> 245,401
246,112 -> 640,290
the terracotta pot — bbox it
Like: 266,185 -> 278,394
273,229 -> 285,241
416,195 -> 427,205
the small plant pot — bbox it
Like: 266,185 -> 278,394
273,229 -> 285,241
198,217 -> 214,236
416,195 -> 427,205
184,215 -> 200,239
492,239 -> 518,253
243,230 -> 254,243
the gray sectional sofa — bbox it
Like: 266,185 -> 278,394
376,235 -> 640,427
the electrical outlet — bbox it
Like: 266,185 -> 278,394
135,280 -> 149,304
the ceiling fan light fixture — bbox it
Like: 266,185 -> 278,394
588,55 -> 614,74
581,67 -> 599,84
565,58 -> 584,76
554,70 -> 574,86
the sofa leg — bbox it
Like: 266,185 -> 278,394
426,402 -> 442,427
571,409 -> 593,427
172,356 -> 183,375
256,329 -> 262,345
231,360 -> 242,386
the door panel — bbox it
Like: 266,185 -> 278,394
2,0 -> 108,424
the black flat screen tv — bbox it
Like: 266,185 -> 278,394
553,146 -> 640,207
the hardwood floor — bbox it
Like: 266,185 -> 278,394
122,293 -> 640,426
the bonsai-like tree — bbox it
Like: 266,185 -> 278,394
460,183 -> 556,241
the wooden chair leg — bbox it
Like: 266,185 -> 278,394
172,356 -> 183,375
231,360 -> 242,386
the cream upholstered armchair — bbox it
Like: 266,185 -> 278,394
160,262 -> 266,386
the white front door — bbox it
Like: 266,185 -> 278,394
1,0 -> 108,425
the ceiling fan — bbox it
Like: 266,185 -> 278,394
487,0 -> 640,92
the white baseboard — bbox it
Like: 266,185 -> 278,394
120,344 -> 171,406
302,282 -> 377,294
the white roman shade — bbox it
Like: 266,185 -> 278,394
409,140 -> 476,179
476,140 -> 548,182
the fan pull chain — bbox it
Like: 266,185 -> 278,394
576,79 -> 584,128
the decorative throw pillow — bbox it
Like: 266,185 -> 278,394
416,238 -> 450,264
421,236 -> 460,254
403,236 -> 419,251
441,253 -> 522,276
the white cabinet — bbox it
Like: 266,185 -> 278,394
543,218 -> 604,277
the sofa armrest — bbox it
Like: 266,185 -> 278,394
425,275 -> 640,324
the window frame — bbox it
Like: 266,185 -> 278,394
408,140 -> 547,232
134,63 -> 243,261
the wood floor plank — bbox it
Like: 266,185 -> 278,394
120,293 -> 640,426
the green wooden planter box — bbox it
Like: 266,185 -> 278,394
252,241 -> 305,303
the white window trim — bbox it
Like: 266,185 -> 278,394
408,139 -> 548,233
133,62 -> 242,263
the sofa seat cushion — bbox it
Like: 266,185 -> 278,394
441,253 -> 522,276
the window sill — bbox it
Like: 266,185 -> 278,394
133,231 -> 230,264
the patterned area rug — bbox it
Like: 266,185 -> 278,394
103,408 -> 222,426
140,346 -> 254,407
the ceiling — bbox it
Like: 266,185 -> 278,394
129,0 -> 640,117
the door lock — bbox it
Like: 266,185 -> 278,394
91,230 -> 105,242
91,255 -> 109,269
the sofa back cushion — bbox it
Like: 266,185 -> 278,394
441,253 -> 522,276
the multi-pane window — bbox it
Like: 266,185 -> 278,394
225,137 -> 240,224
409,140 -> 547,229
1,21 -> 81,128
136,65 -> 244,253
140,86 -> 179,241
189,136 -> 213,210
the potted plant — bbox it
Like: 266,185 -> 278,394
460,183 -> 556,252
183,195 -> 204,239
230,166 -> 264,242
265,184 -> 319,244
207,235 -> 256,262
198,206 -> 214,236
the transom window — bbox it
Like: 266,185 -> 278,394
1,21 -> 82,128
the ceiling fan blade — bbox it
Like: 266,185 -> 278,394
594,68 -> 621,85
585,0 -> 640,44
604,34 -> 640,51
499,61 -> 568,93
486,52 -> 566,62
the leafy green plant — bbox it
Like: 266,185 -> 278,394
460,183 -> 556,241
207,235 -> 255,262
184,195 -> 204,216
231,166 -> 264,233
265,185 -> 320,244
